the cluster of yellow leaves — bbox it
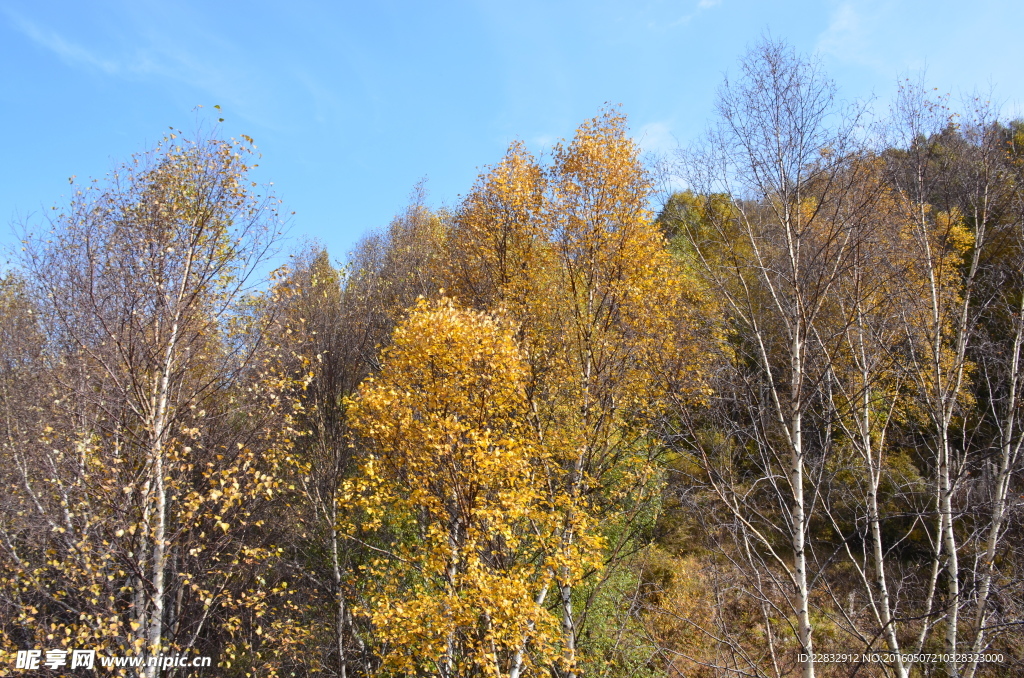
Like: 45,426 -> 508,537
345,299 -> 564,676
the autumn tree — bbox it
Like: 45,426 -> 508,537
345,298 -> 563,678
880,87 -> 1024,675
264,243 -> 401,678
539,110 -> 713,676
671,39 -> 880,678
436,109 -> 718,677
0,130 -> 310,677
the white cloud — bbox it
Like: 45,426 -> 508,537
9,12 -> 124,74
817,4 -> 862,55
4,7 -> 269,124
653,0 -> 724,31
815,1 -> 892,70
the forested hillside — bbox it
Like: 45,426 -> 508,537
1,41 -> 1021,678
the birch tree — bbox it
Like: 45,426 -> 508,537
1,130 -> 307,677
883,88 -> 1021,675
676,39 -> 872,678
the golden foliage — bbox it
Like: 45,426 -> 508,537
345,298 -> 564,677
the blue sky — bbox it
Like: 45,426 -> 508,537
3,0 -> 1023,264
